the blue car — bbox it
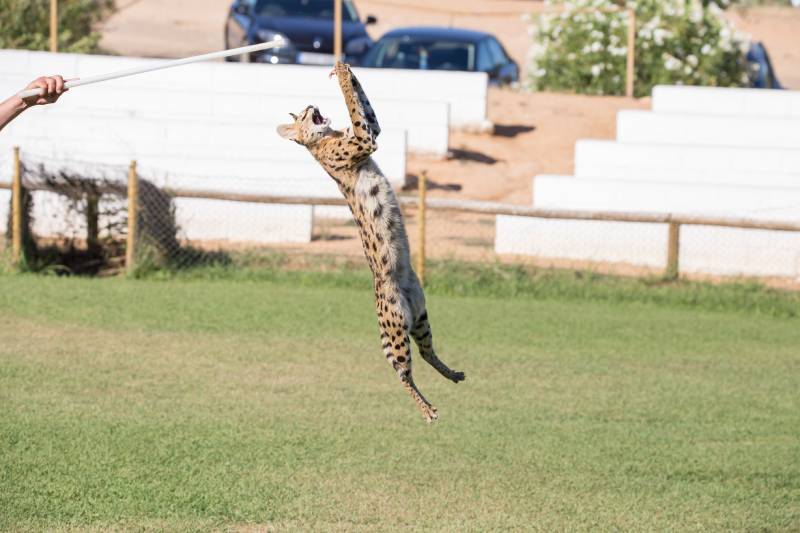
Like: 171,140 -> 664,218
361,27 -> 519,85
225,0 -> 377,65
748,42 -> 782,89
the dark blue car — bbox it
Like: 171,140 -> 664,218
225,0 -> 377,65
361,27 -> 519,85
748,42 -> 782,89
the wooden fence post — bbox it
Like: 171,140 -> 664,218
333,0 -> 343,62
417,171 -> 427,287
50,0 -> 58,53
666,221 -> 680,279
625,8 -> 636,98
86,193 -> 99,252
125,160 -> 138,274
11,147 -> 22,266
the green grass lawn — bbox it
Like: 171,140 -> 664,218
1,271 -> 799,531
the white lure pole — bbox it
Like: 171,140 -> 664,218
17,38 -> 285,99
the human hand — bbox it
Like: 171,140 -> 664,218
20,75 -> 68,107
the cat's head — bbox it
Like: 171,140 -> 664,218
277,105 -> 332,146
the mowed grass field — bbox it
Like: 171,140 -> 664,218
1,269 -> 799,531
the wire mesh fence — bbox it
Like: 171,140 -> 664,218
2,152 -> 800,287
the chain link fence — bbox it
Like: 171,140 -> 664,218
2,153 -> 800,288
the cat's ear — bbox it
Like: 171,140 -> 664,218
277,123 -> 298,141
289,112 -> 298,120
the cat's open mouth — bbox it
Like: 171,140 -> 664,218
312,108 -> 325,125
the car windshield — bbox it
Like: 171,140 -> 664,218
255,0 -> 359,21
368,38 -> 475,71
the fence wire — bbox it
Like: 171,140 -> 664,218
2,156 -> 799,287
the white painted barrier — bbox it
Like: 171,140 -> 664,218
495,216 -> 669,268
617,110 -> 800,149
495,216 -> 800,278
0,169 -> 314,245
574,140 -> 800,187
681,225 -> 800,278
173,198 -> 313,244
0,49 -> 486,153
0,189 -> 9,234
532,175 -> 800,220
492,175 -> 800,278
652,85 -> 800,118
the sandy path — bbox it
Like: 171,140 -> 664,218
99,0 -> 231,58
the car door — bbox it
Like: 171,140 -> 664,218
485,37 -> 518,84
226,0 -> 255,51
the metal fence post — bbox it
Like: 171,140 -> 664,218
417,171 -> 427,286
625,8 -> 636,98
11,147 -> 22,266
666,221 -> 680,279
50,0 -> 58,53
126,160 -> 138,274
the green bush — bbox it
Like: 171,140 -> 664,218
0,0 -> 114,53
528,0 -> 752,97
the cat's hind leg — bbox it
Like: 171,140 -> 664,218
410,310 -> 466,384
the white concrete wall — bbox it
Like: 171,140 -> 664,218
652,85 -> 800,118
0,189 -> 9,234
532,175 -> 800,220
0,48 -> 489,154
173,198 -> 312,244
574,140 -> 800,187
0,177 -> 313,245
617,110 -> 800,150
0,148 -> 316,245
494,175 -> 800,278
680,225 -> 800,278
495,216 -> 669,268
495,216 -> 800,278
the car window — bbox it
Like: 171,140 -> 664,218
485,38 -> 508,66
254,0 -> 359,22
476,41 -> 494,72
369,39 -> 475,71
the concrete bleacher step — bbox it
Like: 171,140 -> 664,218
532,175 -> 800,220
0,48 -> 491,154
496,85 -> 800,280
0,109 -> 407,186
0,76 -> 447,156
652,85 -> 800,118
616,110 -> 800,150
574,140 -> 800,187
